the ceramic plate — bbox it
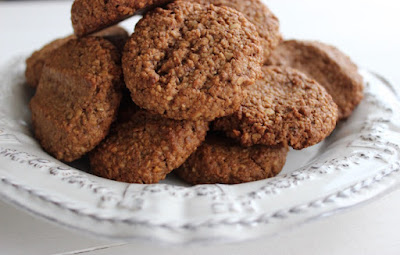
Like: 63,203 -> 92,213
0,57 -> 399,244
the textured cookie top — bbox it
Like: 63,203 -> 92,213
191,0 -> 281,62
25,26 -> 128,89
267,40 -> 364,119
30,37 -> 122,162
71,0 -> 172,36
214,66 -> 339,149
176,134 -> 288,184
89,110 -> 209,184
122,1 -> 263,121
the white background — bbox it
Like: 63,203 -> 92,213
0,0 -> 400,254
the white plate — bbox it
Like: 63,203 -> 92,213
0,57 -> 399,244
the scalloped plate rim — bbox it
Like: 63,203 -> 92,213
0,57 -> 399,244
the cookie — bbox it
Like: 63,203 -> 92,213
25,36 -> 74,89
123,1 -> 263,121
214,66 -> 338,149
176,134 -> 288,184
89,110 -> 209,184
71,0 -> 173,36
25,26 -> 128,88
267,40 -> 364,119
191,0 -> 281,62
30,37 -> 122,162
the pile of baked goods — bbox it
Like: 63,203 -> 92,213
25,0 -> 364,184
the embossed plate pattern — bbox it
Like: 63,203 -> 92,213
0,57 -> 399,243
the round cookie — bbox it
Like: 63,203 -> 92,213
30,37 -> 122,162
267,40 -> 364,119
213,66 -> 339,149
176,134 -> 288,185
89,110 -> 209,184
191,0 -> 281,62
25,26 -> 128,89
71,0 -> 173,37
122,1 -> 263,121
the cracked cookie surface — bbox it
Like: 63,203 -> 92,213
191,0 -> 281,63
176,134 -> 288,184
214,66 -> 338,149
89,110 -> 209,184
122,1 -> 263,121
267,40 -> 364,119
30,37 -> 122,162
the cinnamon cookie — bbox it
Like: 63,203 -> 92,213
191,0 -> 281,62
176,134 -> 288,184
71,0 -> 173,36
122,1 -> 263,121
214,66 -> 338,149
30,37 -> 122,162
267,40 -> 364,119
25,26 -> 128,88
89,111 -> 209,184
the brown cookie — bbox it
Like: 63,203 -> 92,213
214,66 -> 338,149
71,0 -> 173,37
89,110 -> 209,184
25,36 -> 74,89
122,1 -> 263,121
30,37 -> 122,162
25,26 -> 128,89
176,134 -> 288,184
191,0 -> 281,62
267,40 -> 364,119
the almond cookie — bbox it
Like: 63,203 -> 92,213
214,66 -> 338,149
71,0 -> 173,36
25,26 -> 128,88
122,1 -> 263,121
191,0 -> 281,62
267,40 -> 364,119
89,110 -> 209,184
30,37 -> 122,162
176,134 -> 288,184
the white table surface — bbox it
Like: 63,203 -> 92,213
1,0 -> 400,254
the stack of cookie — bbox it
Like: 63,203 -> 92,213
26,0 -> 364,184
